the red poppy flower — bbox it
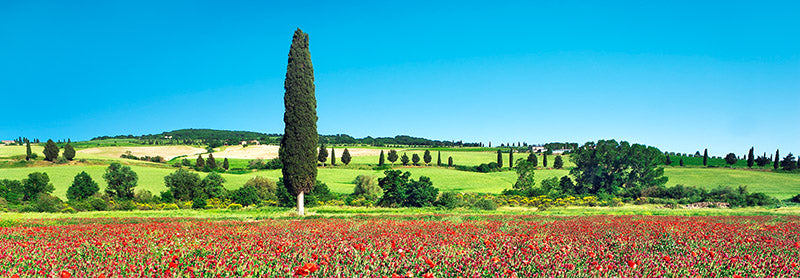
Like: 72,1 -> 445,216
60,271 -> 71,278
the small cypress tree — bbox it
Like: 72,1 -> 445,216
437,151 -> 442,166
527,153 -> 538,167
387,150 -> 398,165
679,158 -> 684,166
342,148 -> 352,165
401,153 -> 410,166
378,150 -> 384,166
553,155 -> 563,169
206,153 -> 217,169
774,150 -> 780,170
508,148 -> 513,168
318,144 -> 328,166
412,153 -> 421,166
222,158 -> 229,170
747,147 -> 754,168
496,149 -> 503,168
542,153 -> 548,168
196,154 -> 205,168
63,143 -> 76,161
665,155 -> 672,165
423,150 -> 432,166
448,156 -> 453,167
331,148 -> 336,166
25,139 -> 32,161
703,149 -> 708,166
43,139 -> 59,162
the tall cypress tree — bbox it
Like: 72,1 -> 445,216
747,147 -> 754,168
25,139 -> 32,161
196,154 -> 205,169
342,148 -> 352,165
508,148 -> 513,168
330,147 -> 336,166
207,153 -> 217,169
496,149 -> 503,168
280,28 -> 318,216
703,149 -> 708,166
378,150 -> 384,166
542,153 -> 548,168
222,158 -> 229,170
774,150 -> 780,170
318,144 -> 328,166
448,156 -> 453,167
437,151 -> 442,166
665,155 -> 672,166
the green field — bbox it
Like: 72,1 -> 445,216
347,150 -> 572,168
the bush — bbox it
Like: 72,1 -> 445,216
87,196 -> 109,211
276,180 -> 332,208
227,203 -> 243,210
231,185 -> 261,207
243,176 -> 277,201
192,197 -> 207,209
790,194 -> 800,203
353,175 -> 383,201
115,200 -> 136,211
436,192 -> 459,209
473,199 -> 498,210
33,193 -> 62,212
60,207 -> 77,214
134,189 -> 155,203
248,158 -> 282,170
160,190 -> 175,203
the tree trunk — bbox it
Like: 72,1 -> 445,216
297,191 -> 305,216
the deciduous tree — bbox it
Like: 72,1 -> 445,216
103,162 -> 138,199
423,150 -> 432,165
63,143 -> 76,161
724,153 -> 738,167
527,153 -> 538,167
43,139 -> 59,162
67,171 -> 99,201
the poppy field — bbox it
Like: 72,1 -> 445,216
1,215 -> 799,277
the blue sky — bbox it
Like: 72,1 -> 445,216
1,1 -> 798,156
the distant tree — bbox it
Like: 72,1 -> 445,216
553,155 -> 564,169
724,153 -> 738,167
774,150 -> 780,170
164,168 -> 201,201
67,171 -> 99,201
747,147 -> 754,168
387,150 -> 398,165
401,153 -> 410,166
196,154 -> 205,169
437,151 -> 442,166
559,176 -> 576,195
25,139 -> 32,161
780,153 -> 797,171
755,152 -> 769,167
206,153 -> 217,169
570,140 -> 667,195
542,153 -> 548,168
496,149 -> 503,168
377,170 -> 438,207
318,144 -> 328,166
342,148 -> 352,165
63,143 -> 76,161
679,158 -> 684,166
201,172 -> 227,199
43,139 -> 59,162
665,155 -> 672,165
330,148 -> 336,166
447,156 -> 453,167
222,158 -> 229,170
508,149 -> 514,168
423,150 -> 432,165
703,149 -> 708,166
527,153 -> 538,167
412,153 -> 421,166
513,159 -> 535,191
103,162 -> 138,199
22,172 -> 54,201
181,158 -> 191,167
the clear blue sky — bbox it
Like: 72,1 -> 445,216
1,1 -> 798,156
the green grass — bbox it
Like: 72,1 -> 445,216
666,155 -> 757,168
348,150 -> 573,168
664,167 -> 800,200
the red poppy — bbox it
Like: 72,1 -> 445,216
60,271 -> 71,278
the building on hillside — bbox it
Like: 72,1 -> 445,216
552,149 -> 571,155
530,146 -> 546,153
248,140 -> 260,145
163,136 -> 173,139
1,140 -> 15,145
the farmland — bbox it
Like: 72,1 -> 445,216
1,215 -> 799,277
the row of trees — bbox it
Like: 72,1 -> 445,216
665,147 -> 799,171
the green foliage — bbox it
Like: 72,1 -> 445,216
724,153 -> 738,166
508,149 -> 513,168
553,156 -> 564,169
33,193 -> 61,212
387,150 -> 398,164
542,153 -> 547,168
87,196 -> 109,211
134,189 -> 155,203
774,150 -> 780,170
248,158 -> 282,170
196,154 -> 205,169
559,176 -> 576,195
201,172 -> 227,199
679,158 -> 684,166
513,159 -> 535,191
181,158 -> 191,167
63,143 -> 76,161
330,148 -> 336,166
276,179 -> 332,207
353,174 -> 383,201
206,153 -> 217,169
377,170 -> 439,207
527,153 -> 538,167
411,153 -> 420,166
318,144 -> 328,165
570,140 -> 667,195
780,153 -> 798,171
159,190 -> 174,203
790,194 -> 800,203
400,153 -> 410,166
665,155 -> 672,165
22,172 -> 54,201
747,147 -> 754,168
423,150 -> 432,165
243,176 -> 278,201
43,139 -> 59,162
496,149 -> 503,168
447,156 -> 453,167
435,192 -> 459,209
164,168 -> 201,201
231,185 -> 261,206
703,149 -> 708,166
377,150 -> 384,166
192,197 -> 207,209
66,171 -> 99,201
342,148 -> 352,165
0,179 -> 23,204
473,199 -> 498,210
222,158 -> 229,170
25,139 -> 32,161
103,163 -> 138,200
437,151 -> 442,166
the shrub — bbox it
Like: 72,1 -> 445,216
134,189 -> 155,203
473,199 -> 498,210
87,196 -> 108,211
243,176 -> 277,201
60,207 -> 77,214
115,200 -> 136,211
353,175 -> 383,201
231,185 -> 261,207
160,190 -> 175,203
227,203 -> 243,210
162,203 -> 179,210
192,198 -> 207,209
33,193 -> 62,212
436,192 -> 459,209
790,194 -> 800,203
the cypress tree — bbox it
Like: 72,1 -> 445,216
448,156 -> 453,167
679,158 -> 684,166
774,150 -> 780,170
542,153 -> 548,168
222,158 -> 229,170
747,147 -> 754,168
342,148 -> 352,165
43,139 -> 59,162
508,148 -> 514,168
412,153 -> 421,166
553,155 -> 564,169
25,139 -> 32,161
196,154 -> 205,168
280,28 -> 318,216
437,151 -> 442,166
703,149 -> 708,166
318,144 -> 328,166
665,155 -> 672,165
207,153 -> 217,169
401,153 -> 410,166
63,143 -> 76,161
378,150 -> 384,166
423,150 -> 432,165
331,148 -> 336,166
527,153 -> 538,167
496,149 -> 503,168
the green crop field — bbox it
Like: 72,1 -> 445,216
347,150 -> 572,168
664,167 -> 800,199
